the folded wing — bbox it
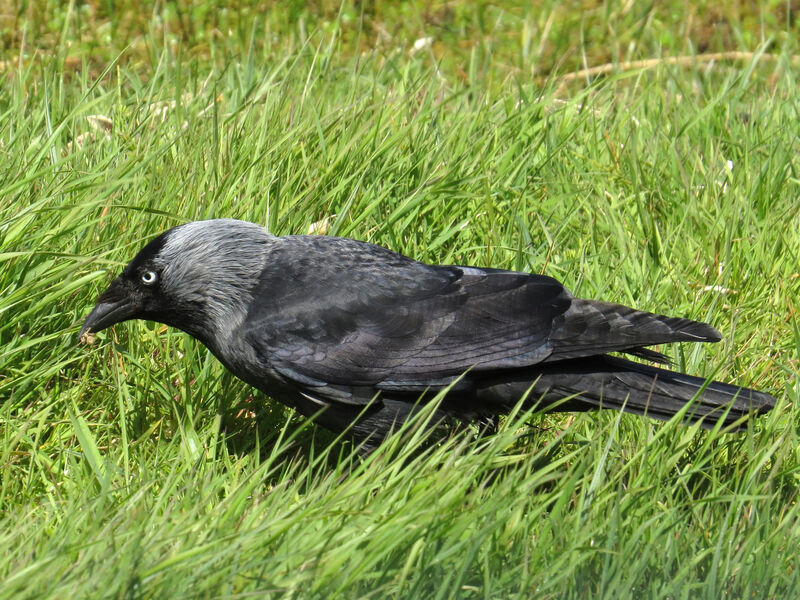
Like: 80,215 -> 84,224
243,236 -> 720,405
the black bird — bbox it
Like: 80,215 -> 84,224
80,219 -> 776,450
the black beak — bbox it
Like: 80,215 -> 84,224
79,278 -> 140,341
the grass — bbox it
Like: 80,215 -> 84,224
1,1 -> 799,598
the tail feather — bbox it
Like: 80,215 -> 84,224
476,355 -> 776,430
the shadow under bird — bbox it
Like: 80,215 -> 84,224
80,219 -> 776,450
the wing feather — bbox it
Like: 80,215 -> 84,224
242,235 -> 719,405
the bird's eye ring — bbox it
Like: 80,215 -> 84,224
141,270 -> 158,285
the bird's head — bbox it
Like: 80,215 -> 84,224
79,219 -> 274,348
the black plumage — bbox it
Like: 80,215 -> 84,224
80,219 -> 776,451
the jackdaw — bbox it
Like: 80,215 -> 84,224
80,219 -> 776,450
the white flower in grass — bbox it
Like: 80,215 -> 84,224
410,36 -> 433,55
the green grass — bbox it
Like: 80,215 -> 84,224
1,1 -> 799,598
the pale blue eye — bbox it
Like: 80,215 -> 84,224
141,270 -> 158,285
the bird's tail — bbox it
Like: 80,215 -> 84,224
477,355 -> 776,430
